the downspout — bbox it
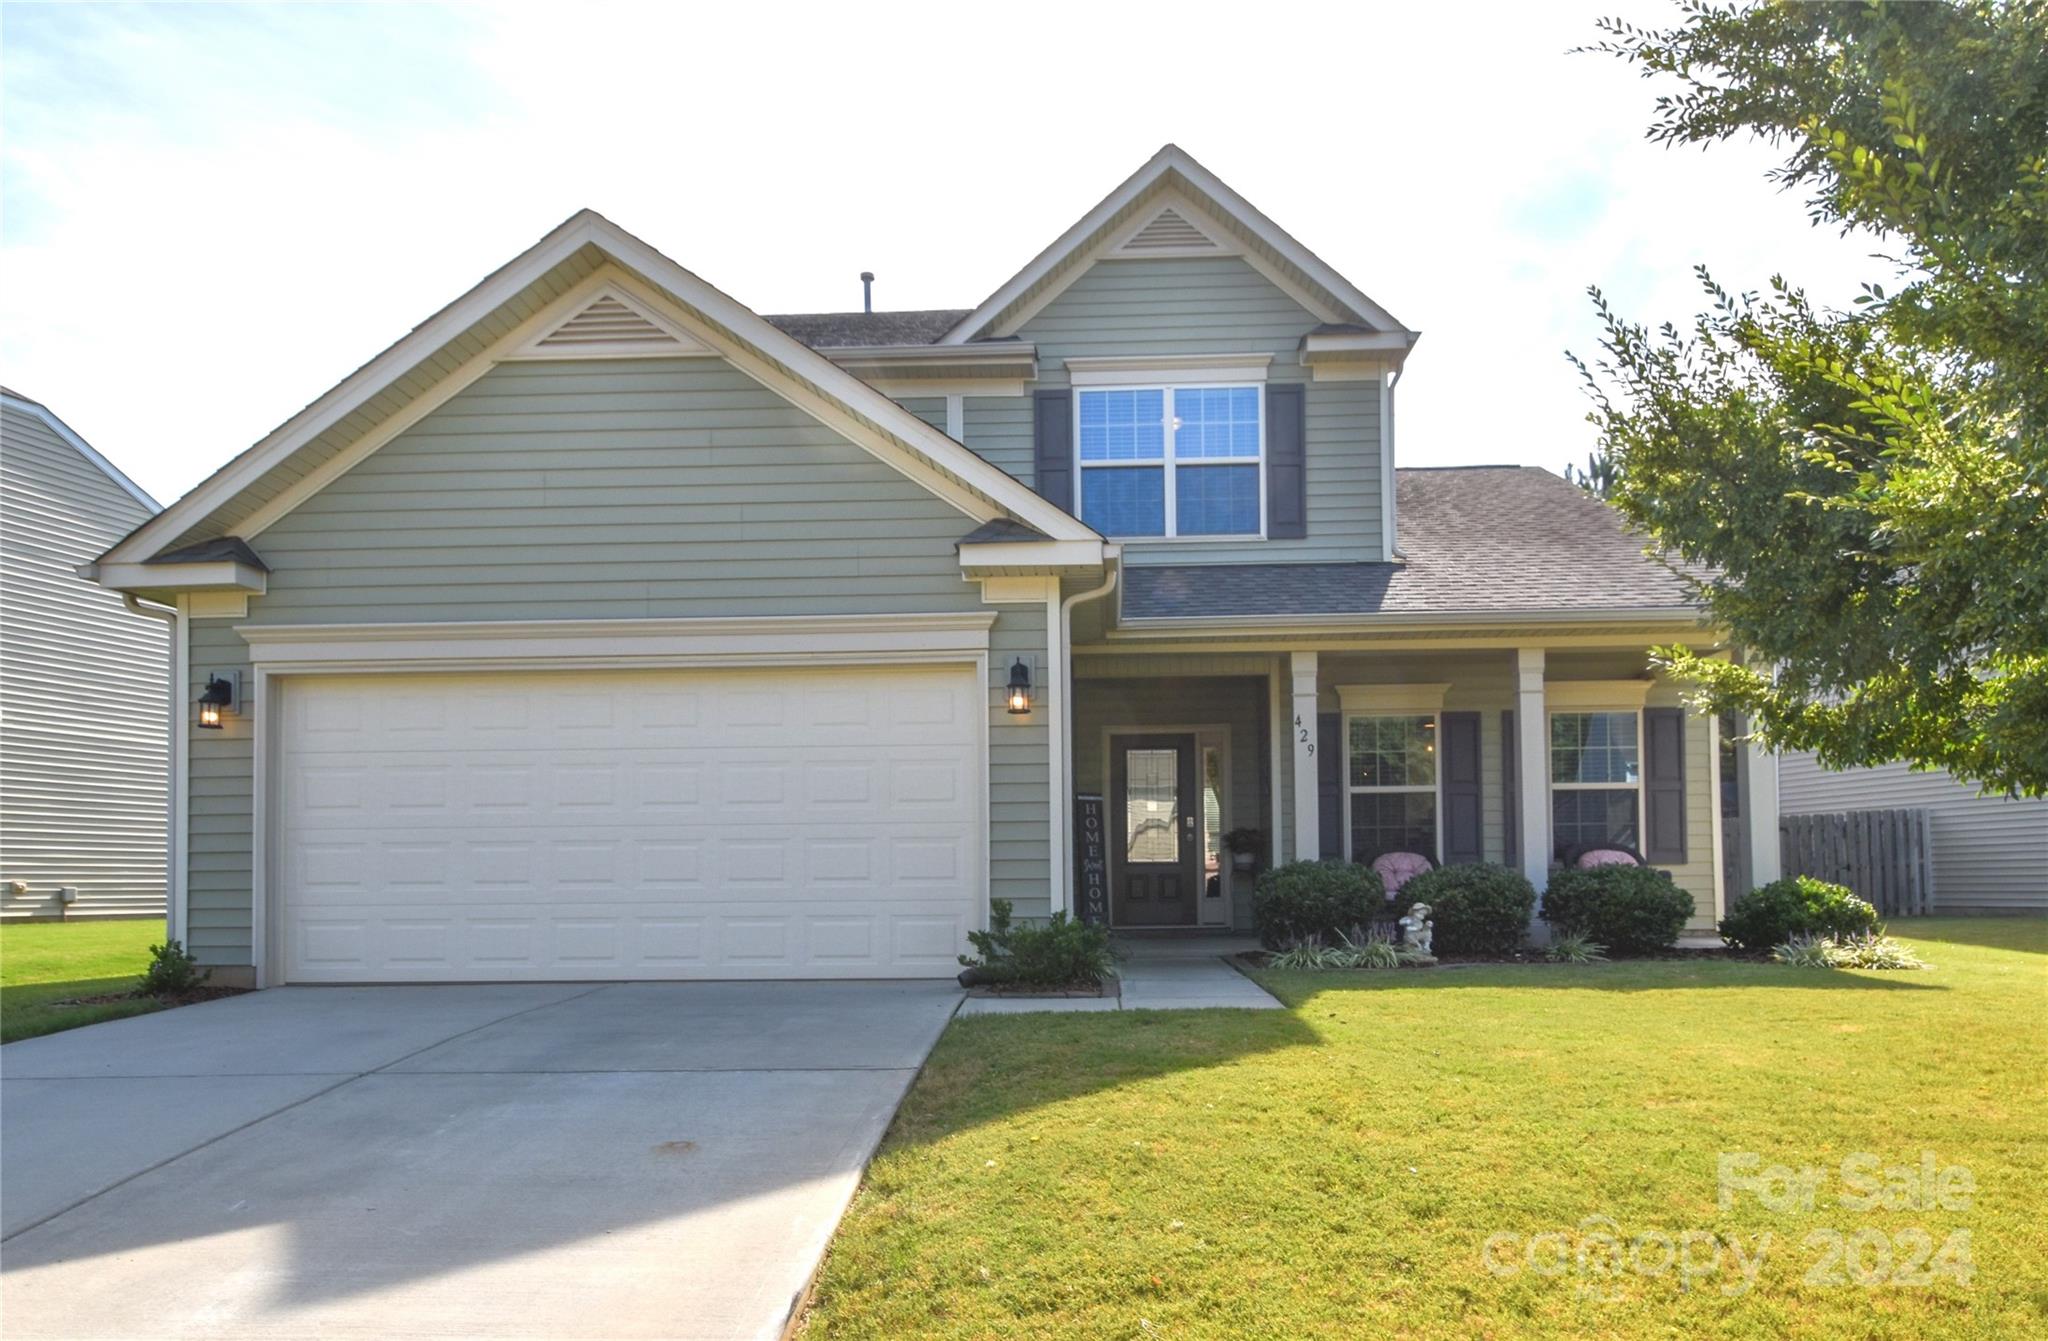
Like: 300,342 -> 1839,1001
1054,553 -> 1119,912
1382,365 -> 1402,559
124,594 -> 182,944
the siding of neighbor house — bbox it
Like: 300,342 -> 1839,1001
1,399 -> 168,918
1014,254 -> 1382,565
183,356 -> 1048,965
1779,755 -> 2048,912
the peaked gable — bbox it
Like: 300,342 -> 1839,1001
942,145 -> 1417,346
97,212 -> 1097,584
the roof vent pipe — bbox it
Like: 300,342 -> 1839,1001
860,271 -> 874,314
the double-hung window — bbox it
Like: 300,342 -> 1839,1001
1338,686 -> 1449,866
1076,385 -> 1263,538
1549,709 -> 1643,856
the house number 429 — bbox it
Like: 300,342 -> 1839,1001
1295,715 -> 1314,754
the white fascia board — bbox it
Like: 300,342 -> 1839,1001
236,612 -> 998,668
94,560 -> 268,594
3,391 -> 160,513
104,211 -> 1098,566
957,539 -> 1108,576
941,145 -> 1415,345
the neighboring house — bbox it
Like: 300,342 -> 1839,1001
87,146 -> 1779,985
2,389 -> 168,919
1780,755 -> 2048,914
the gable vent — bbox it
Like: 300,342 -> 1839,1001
1121,207 -> 1220,253
510,291 -> 713,360
538,296 -> 680,349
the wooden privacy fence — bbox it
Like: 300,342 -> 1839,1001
1779,808 -> 1935,916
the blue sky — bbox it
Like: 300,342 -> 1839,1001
0,1 -> 1875,504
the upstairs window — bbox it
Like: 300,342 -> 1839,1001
1077,385 -> 1263,538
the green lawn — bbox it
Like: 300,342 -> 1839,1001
805,918 -> 2047,1339
0,920 -> 165,1044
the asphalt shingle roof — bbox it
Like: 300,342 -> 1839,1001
1121,466 -> 1699,621
154,536 -> 270,571
957,518 -> 1051,546
763,310 -> 971,348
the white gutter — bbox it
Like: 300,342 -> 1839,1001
1054,555 -> 1121,912
124,594 -> 183,945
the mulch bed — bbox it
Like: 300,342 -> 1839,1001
1234,946 -> 1772,970
963,977 -> 1120,999
54,986 -> 252,1008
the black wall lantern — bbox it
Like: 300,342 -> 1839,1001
1005,658 -> 1033,715
196,675 -> 235,730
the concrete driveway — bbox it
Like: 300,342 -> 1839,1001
1,980 -> 960,1340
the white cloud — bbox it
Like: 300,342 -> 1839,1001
0,0 -> 1879,503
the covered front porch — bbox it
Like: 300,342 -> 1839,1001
1067,638 -> 1781,936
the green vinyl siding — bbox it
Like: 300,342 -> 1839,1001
962,397 -> 1034,487
185,619 -> 254,964
990,604 -> 1051,919
1017,255 -> 1382,565
250,360 -> 984,621
183,355 -> 1052,967
894,397 -> 947,432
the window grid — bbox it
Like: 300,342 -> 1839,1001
1548,710 -> 1644,857
1343,714 -> 1440,865
1076,384 -> 1264,539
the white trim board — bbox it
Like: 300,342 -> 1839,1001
96,210 -> 1097,574
1064,353 -> 1272,386
234,612 -> 998,669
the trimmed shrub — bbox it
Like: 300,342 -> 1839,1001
139,940 -> 210,996
959,899 -> 1115,986
1720,876 -> 1879,950
1399,863 -> 1535,956
1251,860 -> 1382,949
1541,865 -> 1695,954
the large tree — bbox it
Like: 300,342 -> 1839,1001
1575,0 -> 2048,795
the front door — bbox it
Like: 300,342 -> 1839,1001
1110,733 -> 1199,927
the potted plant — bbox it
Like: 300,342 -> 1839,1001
1222,828 -> 1266,873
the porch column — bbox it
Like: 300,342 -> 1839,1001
1290,651 -> 1320,863
1741,724 -> 1782,886
1515,648 -> 1550,896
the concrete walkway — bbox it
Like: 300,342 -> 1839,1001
958,936 -> 1281,1015
1,980 -> 960,1341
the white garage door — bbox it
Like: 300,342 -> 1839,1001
276,665 -> 983,982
